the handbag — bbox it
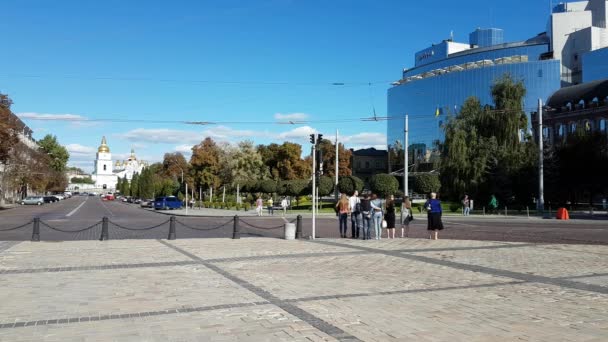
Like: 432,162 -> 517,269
381,219 -> 387,229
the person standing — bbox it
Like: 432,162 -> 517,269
349,191 -> 362,239
400,196 -> 413,238
489,194 -> 498,214
425,192 -> 444,240
385,195 -> 396,239
335,194 -> 350,238
256,196 -> 264,216
462,195 -> 471,216
267,197 -> 274,216
370,194 -> 383,240
360,193 -> 372,240
280,197 -> 288,216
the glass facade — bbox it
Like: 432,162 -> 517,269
583,47 -> 608,83
470,28 -> 504,48
387,44 -> 561,172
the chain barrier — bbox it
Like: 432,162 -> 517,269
0,220 -> 33,231
289,218 -> 298,224
109,219 -> 170,231
240,220 -> 285,230
39,221 -> 101,233
176,218 -> 234,231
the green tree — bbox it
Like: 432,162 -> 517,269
70,177 -> 95,184
258,179 -> 277,194
38,134 -> 70,172
316,176 -> 335,197
439,74 -> 535,205
369,174 -> 399,197
130,173 -> 140,198
413,174 -> 441,194
120,175 -> 129,195
116,177 -> 123,194
0,94 -> 18,165
337,176 -> 364,196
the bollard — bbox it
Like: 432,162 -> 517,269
100,217 -> 109,241
505,206 -> 508,217
483,206 -> 486,216
590,207 -> 594,216
31,218 -> 40,242
232,215 -> 240,239
168,216 -> 176,240
526,206 -> 530,218
296,215 -> 303,239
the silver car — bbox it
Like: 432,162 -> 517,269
21,196 -> 44,205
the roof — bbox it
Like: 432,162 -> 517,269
352,148 -> 388,157
547,79 -> 608,108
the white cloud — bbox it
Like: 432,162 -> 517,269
66,144 -> 96,155
117,128 -> 203,145
174,144 -> 193,154
199,125 -> 258,140
17,113 -> 87,121
274,112 -> 309,121
277,126 -> 317,141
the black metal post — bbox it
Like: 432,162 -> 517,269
296,215 -> 302,239
168,216 -> 176,240
100,217 -> 109,241
31,218 -> 40,242
232,215 -> 240,239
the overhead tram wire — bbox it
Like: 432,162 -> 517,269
18,107 -> 542,126
0,73 -> 393,88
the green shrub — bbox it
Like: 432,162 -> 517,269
449,202 -> 461,213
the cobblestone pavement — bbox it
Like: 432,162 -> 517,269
0,238 -> 607,341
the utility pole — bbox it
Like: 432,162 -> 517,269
311,142 -> 317,239
404,115 -> 409,198
538,99 -> 544,213
335,129 -> 339,199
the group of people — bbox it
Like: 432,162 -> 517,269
255,196 -> 289,216
335,191 -> 444,240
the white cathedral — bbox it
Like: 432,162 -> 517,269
90,136 -> 148,190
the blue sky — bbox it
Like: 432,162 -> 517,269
1,0 -> 552,172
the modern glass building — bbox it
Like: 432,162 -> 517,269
387,32 -> 561,172
583,47 -> 608,82
387,0 -> 608,173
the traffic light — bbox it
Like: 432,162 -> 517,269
317,134 -> 323,142
309,134 -> 316,144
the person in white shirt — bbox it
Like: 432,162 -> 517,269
349,191 -> 362,239
280,197 -> 288,216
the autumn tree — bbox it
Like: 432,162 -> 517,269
0,94 -> 18,165
190,138 -> 221,192
317,139 -> 352,177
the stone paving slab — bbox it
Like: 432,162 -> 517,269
170,238 -> 357,260
297,283 -> 608,342
0,241 -> 191,270
0,237 -> 607,341
0,265 -> 265,323
408,243 -> 608,286
0,305 -> 335,342
220,252 -> 518,301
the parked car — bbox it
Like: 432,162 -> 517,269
140,199 -> 155,208
154,196 -> 182,210
134,198 -> 142,204
53,194 -> 65,200
102,194 -> 115,201
43,196 -> 60,203
21,196 -> 44,205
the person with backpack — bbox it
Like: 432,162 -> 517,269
360,193 -> 372,240
349,190 -> 362,239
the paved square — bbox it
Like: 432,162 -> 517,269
0,237 -> 606,341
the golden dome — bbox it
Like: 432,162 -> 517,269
98,136 -> 110,153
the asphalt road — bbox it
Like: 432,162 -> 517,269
1,196 -> 607,244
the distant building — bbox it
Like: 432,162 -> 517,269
532,78 -> 608,144
350,148 -> 388,184
87,136 -> 148,191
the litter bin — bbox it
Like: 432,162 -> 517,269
284,223 -> 296,240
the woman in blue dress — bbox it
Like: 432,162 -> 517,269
424,192 -> 444,240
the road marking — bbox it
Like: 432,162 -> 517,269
98,198 -> 114,217
65,197 -> 88,217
